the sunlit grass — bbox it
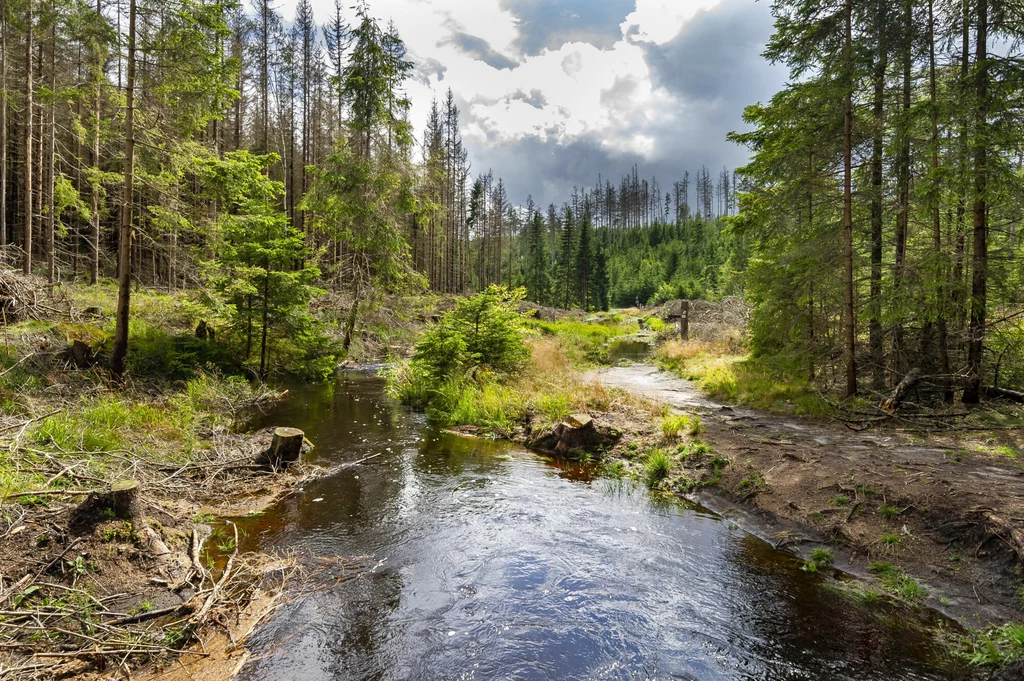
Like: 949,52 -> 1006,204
656,340 -> 831,417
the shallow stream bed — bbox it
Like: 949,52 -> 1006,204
231,371 -> 977,680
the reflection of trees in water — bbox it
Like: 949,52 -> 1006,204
721,534 -> 972,680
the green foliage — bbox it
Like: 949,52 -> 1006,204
644,449 -> 672,489
869,562 -> 927,602
200,151 -> 333,379
523,210 -> 553,305
388,286 -> 530,426
956,623 -> 1024,667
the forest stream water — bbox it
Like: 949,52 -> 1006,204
229,370 -> 978,681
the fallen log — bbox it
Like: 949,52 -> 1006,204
881,367 -> 922,414
983,385 -> 1024,404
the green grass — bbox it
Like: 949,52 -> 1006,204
644,449 -> 672,489
435,380 -> 524,435
830,495 -> 850,506
810,547 -> 835,567
601,461 -> 627,478
869,562 -> 927,602
527,319 -> 635,365
661,413 -> 701,438
879,505 -> 899,520
880,532 -> 902,547
656,342 -> 833,418
956,623 -> 1024,666
677,440 -> 714,461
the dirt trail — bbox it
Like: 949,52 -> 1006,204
591,363 -> 1024,627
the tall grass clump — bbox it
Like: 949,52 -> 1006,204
527,318 -> 633,365
644,449 -> 672,489
661,413 -> 702,438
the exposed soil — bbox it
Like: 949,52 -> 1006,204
590,363 -> 1024,628
0,429 -> 321,680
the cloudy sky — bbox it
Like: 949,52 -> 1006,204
303,0 -> 787,206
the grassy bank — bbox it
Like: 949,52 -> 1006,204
0,280 -> 286,500
387,316 -> 639,435
655,339 -> 833,418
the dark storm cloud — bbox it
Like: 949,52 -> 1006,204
641,0 -> 779,104
442,31 -> 520,70
465,0 -> 786,206
501,0 -> 634,54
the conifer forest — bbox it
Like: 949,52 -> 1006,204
5,1 -> 1024,678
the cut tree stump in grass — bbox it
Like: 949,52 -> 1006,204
69,339 -> 94,368
256,427 -> 306,470
89,480 -> 172,561
108,479 -> 141,519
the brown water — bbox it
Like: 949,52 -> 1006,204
232,370 -> 977,681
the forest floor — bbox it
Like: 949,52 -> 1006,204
0,270 -> 345,680
587,361 -> 1024,631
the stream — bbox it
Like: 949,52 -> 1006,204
231,370 -> 976,681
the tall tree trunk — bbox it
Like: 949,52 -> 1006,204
952,0 -> 970,363
869,7 -> 887,391
0,0 -> 7,257
893,0 -> 913,376
111,0 -> 137,380
928,0 -> 953,401
963,0 -> 988,404
91,0 -> 101,285
843,0 -> 857,397
22,0 -> 32,275
45,8 -> 55,286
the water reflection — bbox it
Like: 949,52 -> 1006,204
233,371 -> 975,681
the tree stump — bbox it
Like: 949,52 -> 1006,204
70,339 -> 95,368
89,480 -> 172,560
109,479 -> 142,519
258,427 -> 306,469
